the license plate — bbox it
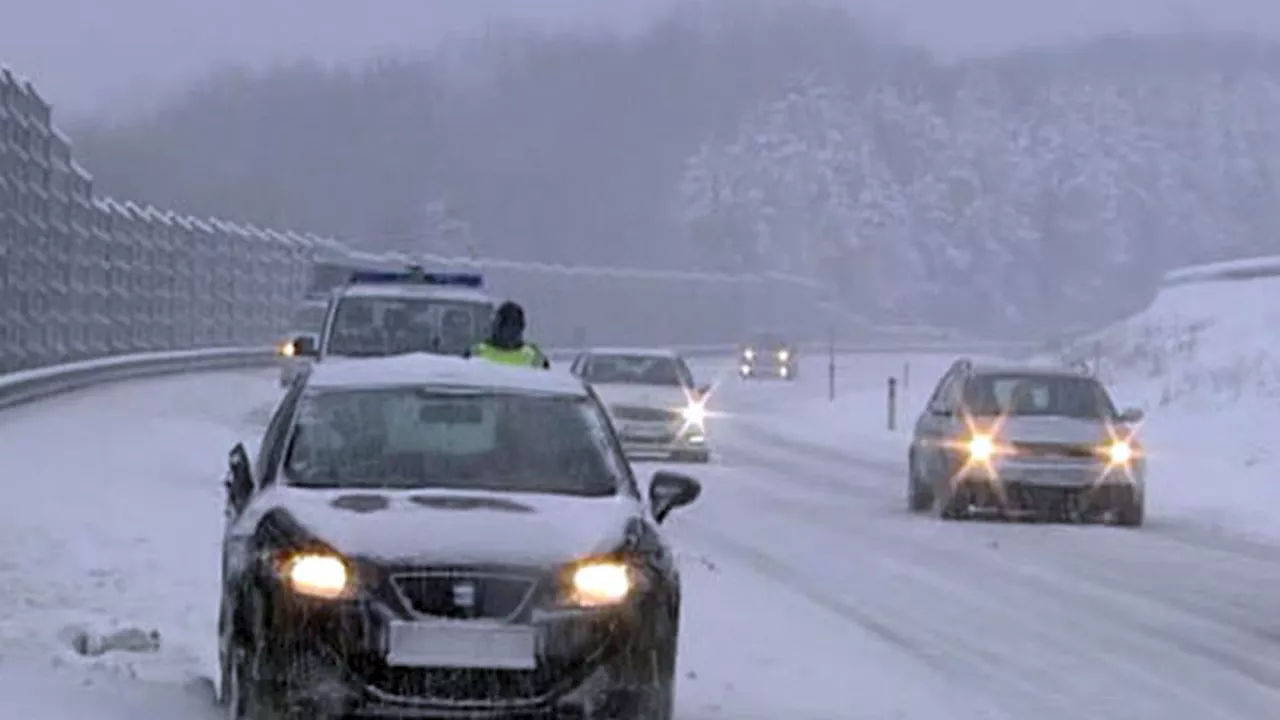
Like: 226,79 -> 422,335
385,621 -> 537,670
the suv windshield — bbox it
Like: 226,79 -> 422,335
581,355 -> 687,387
962,373 -> 1118,420
325,296 -> 491,357
284,388 -> 625,495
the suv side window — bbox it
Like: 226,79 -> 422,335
674,357 -> 695,389
255,384 -> 302,487
926,368 -> 959,410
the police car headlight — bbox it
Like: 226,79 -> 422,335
279,552 -> 350,599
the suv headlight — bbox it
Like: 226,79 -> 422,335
966,434 -> 995,462
681,401 -> 707,426
1106,441 -> 1133,465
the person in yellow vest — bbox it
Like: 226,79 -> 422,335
467,301 -> 550,369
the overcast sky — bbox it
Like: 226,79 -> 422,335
3,0 -> 1279,121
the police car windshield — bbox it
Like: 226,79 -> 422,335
582,355 -> 686,387
284,388 -> 624,496
325,297 -> 490,357
290,305 -> 327,334
962,373 -> 1118,420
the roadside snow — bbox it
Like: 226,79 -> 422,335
0,370 -> 281,716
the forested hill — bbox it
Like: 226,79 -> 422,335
69,0 -> 1280,336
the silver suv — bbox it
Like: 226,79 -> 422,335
907,359 -> 1145,526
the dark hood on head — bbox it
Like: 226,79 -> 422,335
487,301 -> 526,349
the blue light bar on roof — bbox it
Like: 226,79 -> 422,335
348,267 -> 484,288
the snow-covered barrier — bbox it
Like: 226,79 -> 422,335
1062,255 -> 1280,408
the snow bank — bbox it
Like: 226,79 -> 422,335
1051,259 -> 1280,539
1065,257 -> 1280,410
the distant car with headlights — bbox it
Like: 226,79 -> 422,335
569,348 -> 711,463
218,353 -> 701,720
738,333 -> 797,380
277,299 -> 328,387
907,358 -> 1145,526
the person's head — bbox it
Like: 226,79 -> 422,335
490,301 -> 526,345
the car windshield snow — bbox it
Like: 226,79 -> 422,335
961,373 -> 1118,420
283,387 -> 626,495
581,355 -> 687,387
324,296 -> 491,357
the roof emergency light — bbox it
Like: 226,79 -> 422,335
348,266 -> 484,288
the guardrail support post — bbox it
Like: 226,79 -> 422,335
887,376 -> 897,431
902,361 -> 910,390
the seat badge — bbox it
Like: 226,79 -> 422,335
452,581 -> 476,609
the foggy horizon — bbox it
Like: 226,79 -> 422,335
6,0 -> 1280,120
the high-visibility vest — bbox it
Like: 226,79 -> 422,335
471,342 -> 545,368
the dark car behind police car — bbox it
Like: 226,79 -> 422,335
218,354 -> 701,719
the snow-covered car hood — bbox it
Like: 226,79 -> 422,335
590,383 -> 689,410
256,486 -> 640,566
994,416 -> 1116,446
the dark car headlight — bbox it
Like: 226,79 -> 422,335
272,550 -> 354,600
556,554 -> 649,608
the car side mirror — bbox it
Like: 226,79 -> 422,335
1117,407 -> 1144,424
292,335 -> 318,357
225,443 -> 254,513
929,403 -> 953,417
648,471 -> 701,524
694,383 -> 711,400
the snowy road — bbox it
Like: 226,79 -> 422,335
1,355 -> 1279,719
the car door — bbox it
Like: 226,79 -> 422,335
915,369 -> 963,487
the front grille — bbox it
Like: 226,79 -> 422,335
392,572 -> 537,620
1011,441 -> 1096,460
611,405 -> 678,423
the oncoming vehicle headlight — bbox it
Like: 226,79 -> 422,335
682,401 -> 707,426
966,434 -> 995,462
1107,441 -> 1133,465
777,349 -> 790,361
280,552 -> 350,599
742,348 -> 755,360
567,561 -> 633,607
277,340 -> 295,358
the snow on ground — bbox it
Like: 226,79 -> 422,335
0,356 -> 960,720
718,269 -> 1280,543
5,343 -> 1280,719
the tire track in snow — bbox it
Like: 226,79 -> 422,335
710,432 -> 1280,719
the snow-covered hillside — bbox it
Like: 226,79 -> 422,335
1060,258 -> 1280,536
1065,255 -> 1280,411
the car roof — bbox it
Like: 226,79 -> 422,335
968,361 -> 1096,379
306,353 -> 589,396
579,347 -> 684,359
336,284 -> 493,303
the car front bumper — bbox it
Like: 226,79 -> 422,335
255,570 -> 667,719
738,360 -> 795,379
951,462 -> 1143,518
616,423 -> 709,460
